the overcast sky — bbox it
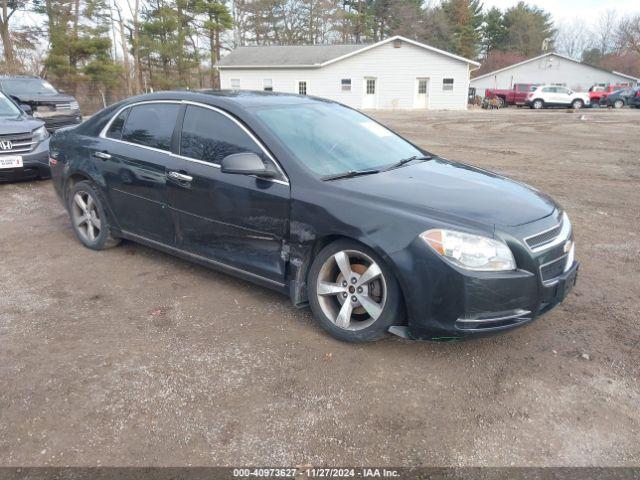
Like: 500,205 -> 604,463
482,0 -> 639,23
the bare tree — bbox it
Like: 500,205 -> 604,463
555,19 -> 591,59
0,0 -> 26,71
113,1 -> 133,95
594,10 -> 618,54
618,14 -> 640,55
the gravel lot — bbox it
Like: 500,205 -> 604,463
0,108 -> 639,467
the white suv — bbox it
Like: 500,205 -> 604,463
526,85 -> 590,109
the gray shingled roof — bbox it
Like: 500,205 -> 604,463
217,44 -> 369,68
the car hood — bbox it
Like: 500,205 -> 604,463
334,158 -> 557,228
10,93 -> 76,104
0,115 -> 44,134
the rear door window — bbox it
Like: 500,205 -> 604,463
179,105 -> 263,165
121,103 -> 180,151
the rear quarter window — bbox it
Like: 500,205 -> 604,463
106,108 -> 130,140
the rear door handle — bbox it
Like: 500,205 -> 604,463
93,151 -> 111,160
167,171 -> 193,182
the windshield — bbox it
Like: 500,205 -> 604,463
0,92 -> 22,117
1,78 -> 58,95
254,102 -> 423,177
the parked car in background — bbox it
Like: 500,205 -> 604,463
599,87 -> 640,109
526,85 -> 590,109
49,91 -> 578,342
484,83 -> 538,107
0,91 -> 50,182
0,76 -> 82,132
588,83 -> 634,107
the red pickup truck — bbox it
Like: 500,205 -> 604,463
484,83 -> 539,107
588,84 -> 634,106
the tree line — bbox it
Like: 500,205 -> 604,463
1,0 -> 639,104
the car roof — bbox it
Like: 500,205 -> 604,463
120,90 -> 334,109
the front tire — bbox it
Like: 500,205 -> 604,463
67,180 -> 120,250
532,99 -> 544,109
613,99 -> 624,109
308,240 -> 403,342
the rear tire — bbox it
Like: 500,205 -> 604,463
307,239 -> 403,342
67,180 -> 120,250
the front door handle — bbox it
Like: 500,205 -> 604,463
167,171 -> 193,182
93,151 -> 111,160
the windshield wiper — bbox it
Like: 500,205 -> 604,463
381,155 -> 432,172
322,169 -> 381,181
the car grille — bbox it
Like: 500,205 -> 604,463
0,132 -> 35,155
540,252 -> 569,283
525,222 -> 563,250
55,102 -> 73,111
43,116 -> 79,130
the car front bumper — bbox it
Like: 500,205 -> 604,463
390,231 -> 578,340
0,139 -> 50,182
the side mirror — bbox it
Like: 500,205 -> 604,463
20,103 -> 33,115
221,152 -> 276,178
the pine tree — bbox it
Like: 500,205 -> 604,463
481,7 -> 506,55
502,2 -> 554,57
195,0 -> 232,87
441,0 -> 483,59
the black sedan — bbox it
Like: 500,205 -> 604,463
599,87 -> 640,108
0,91 -> 51,182
49,91 -> 578,342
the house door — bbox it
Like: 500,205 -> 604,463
362,77 -> 377,109
415,78 -> 429,108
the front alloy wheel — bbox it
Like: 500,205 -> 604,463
613,99 -> 624,109
308,240 -> 403,342
532,99 -> 544,109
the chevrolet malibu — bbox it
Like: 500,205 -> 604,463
49,91 -> 578,342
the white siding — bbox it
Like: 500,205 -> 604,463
471,54 -> 636,95
220,41 -> 471,110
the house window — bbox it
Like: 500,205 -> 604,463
366,79 -> 376,95
230,79 -> 241,89
298,81 -> 307,95
418,79 -> 427,94
341,78 -> 352,92
263,79 -> 273,91
442,78 -> 454,92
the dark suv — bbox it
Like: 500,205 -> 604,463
0,76 -> 82,131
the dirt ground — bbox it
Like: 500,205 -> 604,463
0,108 -> 639,467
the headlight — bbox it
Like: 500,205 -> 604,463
420,229 -> 516,271
70,100 -> 80,110
32,125 -> 49,143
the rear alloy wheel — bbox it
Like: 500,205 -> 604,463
68,180 -> 120,250
613,99 -> 624,109
308,240 -> 403,342
532,99 -> 544,109
571,99 -> 584,109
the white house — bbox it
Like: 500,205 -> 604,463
217,36 -> 480,110
471,52 -> 639,95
